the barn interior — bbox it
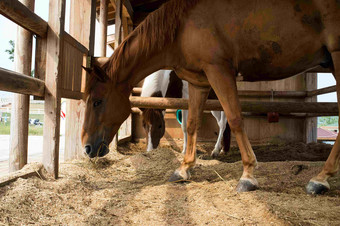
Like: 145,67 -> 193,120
0,0 -> 339,224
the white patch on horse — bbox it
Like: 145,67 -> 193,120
141,70 -> 171,97
147,125 -> 153,152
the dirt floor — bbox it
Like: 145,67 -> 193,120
0,141 -> 340,225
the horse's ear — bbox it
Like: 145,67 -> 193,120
93,64 -> 109,82
81,65 -> 92,74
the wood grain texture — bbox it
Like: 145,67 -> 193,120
130,96 -> 338,114
9,4 -> 33,172
0,0 -> 47,37
0,67 -> 44,96
99,0 -> 108,56
42,0 -> 65,178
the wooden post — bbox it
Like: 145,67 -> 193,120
304,72 -> 318,143
115,0 -> 122,48
42,0 -> 65,178
9,0 -> 34,172
99,0 -> 108,56
64,0 -> 96,161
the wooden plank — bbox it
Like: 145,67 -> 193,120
123,0 -> 133,20
34,37 -> 47,81
0,0 -> 47,37
59,89 -> 83,100
33,36 -> 47,100
89,0 -> 96,56
42,0 -> 65,179
131,87 -> 307,98
0,67 -> 44,96
122,15 -> 128,39
64,0 -> 95,161
304,73 -> 318,143
9,0 -> 34,173
0,163 -> 43,187
99,0 -> 108,56
307,85 -> 336,97
63,32 -> 89,54
115,0 -> 122,49
129,96 -> 339,114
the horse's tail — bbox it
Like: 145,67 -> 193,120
222,120 -> 231,153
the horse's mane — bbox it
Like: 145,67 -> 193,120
103,0 -> 199,83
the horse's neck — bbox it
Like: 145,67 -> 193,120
141,70 -> 171,97
114,34 -> 175,89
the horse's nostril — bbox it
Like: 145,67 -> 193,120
85,145 -> 91,155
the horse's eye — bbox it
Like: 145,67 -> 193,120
158,125 -> 162,129
93,100 -> 102,108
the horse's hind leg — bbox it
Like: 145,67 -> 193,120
169,83 -> 210,182
204,64 -> 258,192
211,111 -> 227,158
306,52 -> 340,194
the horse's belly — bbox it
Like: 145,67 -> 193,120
237,45 -> 330,81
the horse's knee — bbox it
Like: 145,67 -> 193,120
187,119 -> 196,135
228,117 -> 243,133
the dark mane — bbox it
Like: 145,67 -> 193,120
103,0 -> 199,82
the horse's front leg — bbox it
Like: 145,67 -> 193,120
306,51 -> 340,194
204,64 -> 258,192
181,110 -> 188,154
169,84 -> 210,181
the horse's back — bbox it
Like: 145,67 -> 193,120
180,0 -> 340,81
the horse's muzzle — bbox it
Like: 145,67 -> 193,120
84,142 -> 109,158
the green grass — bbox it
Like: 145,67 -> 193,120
0,114 -> 44,135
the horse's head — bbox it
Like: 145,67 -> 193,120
81,63 -> 131,158
142,108 -> 165,152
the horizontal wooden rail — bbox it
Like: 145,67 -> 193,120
0,0 -> 48,38
307,85 -> 336,97
130,96 -> 338,114
0,67 -> 45,97
63,32 -> 89,54
132,87 -> 307,98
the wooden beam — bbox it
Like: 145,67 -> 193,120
115,0 -> 122,49
304,73 -> 317,143
129,96 -> 339,114
89,0 -> 96,56
109,0 -> 133,21
132,87 -> 307,98
63,32 -> 88,54
98,0 -> 108,56
42,0 -> 65,179
0,163 -> 43,187
9,0 -> 34,173
307,85 -> 336,97
0,67 -> 44,96
123,0 -> 133,20
34,37 -> 47,81
0,0 -> 48,37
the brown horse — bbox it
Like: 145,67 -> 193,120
82,0 -> 340,194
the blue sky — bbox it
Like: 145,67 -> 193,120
0,1 -> 337,102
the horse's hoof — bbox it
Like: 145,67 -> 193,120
168,169 -> 190,182
306,181 -> 330,195
236,179 -> 258,192
211,149 -> 220,158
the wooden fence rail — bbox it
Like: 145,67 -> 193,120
130,96 -> 338,114
0,0 -> 48,37
0,67 -> 45,97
